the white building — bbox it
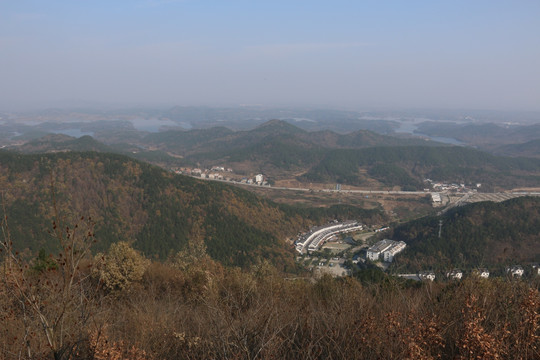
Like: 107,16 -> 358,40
419,271 -> 436,281
366,240 -> 393,261
473,268 -> 490,279
382,241 -> 407,262
507,265 -> 524,277
367,239 -> 406,262
446,269 -> 463,280
295,221 -> 363,254
255,174 -> 264,184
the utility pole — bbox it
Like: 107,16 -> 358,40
438,220 -> 443,239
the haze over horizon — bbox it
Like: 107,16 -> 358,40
1,1 -> 539,112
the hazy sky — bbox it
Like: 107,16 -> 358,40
1,0 -> 539,111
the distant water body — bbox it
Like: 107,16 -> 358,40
394,120 -> 463,146
423,135 -> 463,146
129,118 -> 182,132
50,129 -> 94,138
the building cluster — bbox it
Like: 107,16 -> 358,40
295,221 -> 363,254
401,264 -> 539,282
172,166 -> 269,186
238,174 -> 267,185
366,239 -> 406,263
431,193 -> 442,204
424,178 -> 480,193
173,166 -> 233,178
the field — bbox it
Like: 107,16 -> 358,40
238,183 -> 435,221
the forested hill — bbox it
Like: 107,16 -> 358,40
141,119 -> 439,173
493,139 -> 540,158
300,146 -> 540,191
15,133 -> 115,153
0,150 -> 384,269
142,119 -> 432,155
390,197 -> 540,272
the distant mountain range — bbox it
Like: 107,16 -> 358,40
415,121 -> 540,149
143,118 -> 433,154
10,119 -> 540,191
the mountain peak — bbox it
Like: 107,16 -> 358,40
254,119 -> 305,133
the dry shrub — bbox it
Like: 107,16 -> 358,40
90,330 -> 148,360
4,245 -> 539,359
142,262 -> 186,298
94,241 -> 150,292
384,310 -> 445,360
457,294 -> 502,360
1,210 -> 99,360
511,289 -> 540,360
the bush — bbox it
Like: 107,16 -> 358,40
94,241 -> 150,292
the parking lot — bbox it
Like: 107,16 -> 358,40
315,258 -> 350,277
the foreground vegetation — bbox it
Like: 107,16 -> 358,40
1,215 -> 539,360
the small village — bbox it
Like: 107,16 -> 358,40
294,221 -> 540,282
172,166 -> 270,186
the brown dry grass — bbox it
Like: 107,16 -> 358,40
2,252 -> 539,360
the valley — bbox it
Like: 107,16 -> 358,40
3,1 -> 540,358
1,111 -> 538,279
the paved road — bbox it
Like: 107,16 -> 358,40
191,175 -> 540,202
194,176 -> 431,194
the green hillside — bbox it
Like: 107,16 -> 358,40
142,119 -> 440,163
415,121 -> 540,147
300,146 -> 540,190
0,150 -> 384,269
143,126 -> 234,153
389,197 -> 540,272
494,139 -> 540,158
10,121 -> 539,191
15,134 -> 114,153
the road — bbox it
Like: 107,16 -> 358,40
193,176 -> 430,194
191,175 -> 540,205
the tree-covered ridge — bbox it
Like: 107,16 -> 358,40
300,146 -> 540,190
390,197 -> 540,272
141,119 -> 440,165
494,139 -> 540,158
13,134 -> 115,153
0,150 -> 384,268
14,120 -> 540,190
415,121 -> 540,147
